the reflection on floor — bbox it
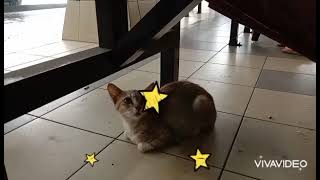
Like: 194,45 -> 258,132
4,2 -> 316,180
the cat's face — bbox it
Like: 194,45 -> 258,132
107,83 -> 154,121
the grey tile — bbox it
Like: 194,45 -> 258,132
4,115 -> 37,134
221,44 -> 308,59
29,67 -> 133,116
163,112 -> 242,168
4,119 -> 113,180
126,53 -> 160,70
190,63 -> 261,87
69,140 -> 221,180
4,53 -> 47,69
188,78 -> 254,115
180,39 -> 226,51
257,70 -> 316,96
137,59 -> 204,77
220,171 -> 256,180
264,57 -> 315,75
29,86 -> 98,117
43,89 -> 124,138
226,118 -> 316,180
245,88 -> 316,129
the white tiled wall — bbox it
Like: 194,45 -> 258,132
63,0 -> 159,43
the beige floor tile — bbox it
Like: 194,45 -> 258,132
264,57 -> 316,75
107,70 -> 185,91
245,88 -> 316,129
220,171 -> 256,180
190,63 -> 261,87
220,43 -> 306,59
209,53 -> 266,69
6,56 -> 56,71
164,112 -> 242,168
69,140 -> 221,180
4,119 -> 113,180
108,70 -> 160,90
23,41 -> 93,56
180,48 -> 216,62
52,44 -> 98,58
29,68 -> 133,117
4,115 -> 37,134
43,89 -> 124,137
126,53 -> 160,70
226,118 -> 316,180
189,78 -> 253,115
4,53 -> 47,68
138,59 -> 204,77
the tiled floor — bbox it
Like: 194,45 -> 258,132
4,2 -> 316,180
4,8 -> 97,72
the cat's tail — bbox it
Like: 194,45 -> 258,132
192,94 -> 217,132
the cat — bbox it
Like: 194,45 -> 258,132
106,80 -> 217,152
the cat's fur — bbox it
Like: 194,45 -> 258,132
107,80 -> 217,152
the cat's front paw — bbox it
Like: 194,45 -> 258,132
137,142 -> 154,153
123,131 -> 130,140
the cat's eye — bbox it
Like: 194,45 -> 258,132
123,97 -> 132,104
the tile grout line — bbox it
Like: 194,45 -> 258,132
216,55 -> 267,180
242,116 -> 316,131
26,68 -> 135,118
4,116 -> 38,135
5,43 -> 97,70
27,88 -> 98,117
185,44 -> 230,80
222,169 -> 262,180
65,132 -> 124,180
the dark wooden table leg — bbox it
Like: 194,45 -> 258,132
160,23 -> 180,86
95,0 -> 128,48
197,1 -> 202,14
252,31 -> 261,41
244,26 -> 251,33
229,20 -> 241,46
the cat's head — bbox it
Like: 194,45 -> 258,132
106,82 -> 155,120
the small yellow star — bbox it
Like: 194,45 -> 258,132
139,81 -> 168,114
190,149 -> 211,171
85,153 -> 99,167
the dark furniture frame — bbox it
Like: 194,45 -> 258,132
4,0 -> 201,178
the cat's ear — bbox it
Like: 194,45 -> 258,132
107,83 -> 123,104
145,82 -> 156,91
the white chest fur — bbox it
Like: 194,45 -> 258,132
122,120 -> 138,144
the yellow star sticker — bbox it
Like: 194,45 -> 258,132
139,81 -> 168,114
85,153 -> 99,167
190,149 -> 211,171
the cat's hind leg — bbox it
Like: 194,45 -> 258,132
193,94 -> 217,133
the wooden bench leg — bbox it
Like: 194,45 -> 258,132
244,26 -> 251,33
160,23 -> 180,86
229,20 -> 241,46
252,31 -> 261,41
197,1 -> 202,14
